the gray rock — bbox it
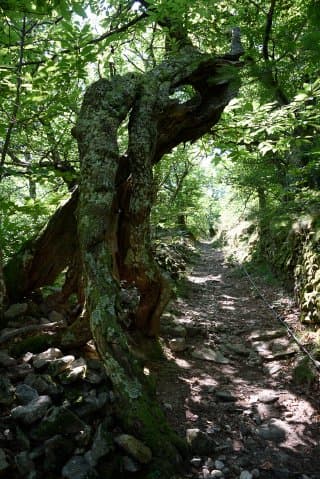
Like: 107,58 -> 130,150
15,451 -> 36,478
240,471 -> 253,479
25,373 -> 63,396
0,448 -> 9,471
47,355 -> 75,376
186,428 -> 214,456
11,395 -> 52,424
0,350 -> 16,367
211,471 -> 223,478
123,456 -> 140,472
22,352 -> 34,363
4,303 -> 28,319
62,455 -> 92,479
168,337 -> 187,352
15,384 -> 39,404
115,434 -> 152,464
191,347 -> 229,364
258,390 -> 279,404
31,406 -> 88,440
190,457 -> 202,468
75,391 -> 108,417
215,390 -> 236,402
202,467 -> 210,479
59,357 -> 87,383
215,459 -> 225,469
85,421 -> 113,466
8,362 -> 33,380
32,348 -> 63,369
0,377 -> 15,405
257,419 -> 287,442
224,342 -> 250,357
239,471 -> 252,479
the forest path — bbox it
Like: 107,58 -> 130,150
153,241 -> 320,479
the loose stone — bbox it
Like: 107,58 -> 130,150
32,348 -> 63,369
15,384 -> 39,404
258,390 -> 279,404
239,471 -> 253,479
114,434 -> 152,464
47,355 -> 75,376
62,455 -> 92,479
257,419 -> 287,442
123,456 -> 140,472
168,337 -> 187,352
215,390 -> 236,402
190,457 -> 202,468
11,395 -> 52,424
211,471 -> 223,478
202,467 -> 210,478
192,347 -> 229,364
215,459 -> 225,469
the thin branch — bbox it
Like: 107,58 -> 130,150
20,12 -> 148,67
262,0 -> 276,62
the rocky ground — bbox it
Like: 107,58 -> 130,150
154,241 -> 320,479
0,241 -> 319,479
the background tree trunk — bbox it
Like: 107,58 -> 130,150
0,248 -> 6,321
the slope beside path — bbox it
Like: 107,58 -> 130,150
154,241 -> 320,479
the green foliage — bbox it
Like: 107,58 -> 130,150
152,145 -> 219,237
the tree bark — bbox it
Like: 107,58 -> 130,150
4,189 -> 78,301
0,248 -> 6,321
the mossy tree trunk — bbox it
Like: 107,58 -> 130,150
70,44 -> 242,470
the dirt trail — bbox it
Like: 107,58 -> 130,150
153,241 -> 320,479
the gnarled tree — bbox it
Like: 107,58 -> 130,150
3,2 -> 243,471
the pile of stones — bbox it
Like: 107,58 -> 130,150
0,345 -> 152,478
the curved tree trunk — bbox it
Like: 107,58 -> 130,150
3,29 -> 242,473
4,189 -> 78,301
